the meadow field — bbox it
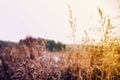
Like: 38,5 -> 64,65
0,35 -> 120,80
0,0 -> 120,80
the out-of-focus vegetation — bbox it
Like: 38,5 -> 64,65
46,40 -> 66,52
0,37 -> 77,80
66,4 -> 120,80
0,1 -> 120,80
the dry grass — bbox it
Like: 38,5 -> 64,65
0,37 -> 79,80
0,33 -> 120,80
0,2 -> 120,80
67,6 -> 120,80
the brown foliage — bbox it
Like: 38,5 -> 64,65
0,37 -> 78,80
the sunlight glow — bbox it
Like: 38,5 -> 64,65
0,0 -> 119,43
68,0 -> 120,43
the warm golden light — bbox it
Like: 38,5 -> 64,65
0,0 -> 119,43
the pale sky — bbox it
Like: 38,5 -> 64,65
0,0 -> 120,44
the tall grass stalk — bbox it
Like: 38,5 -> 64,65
98,7 -> 120,80
67,3 -> 76,52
